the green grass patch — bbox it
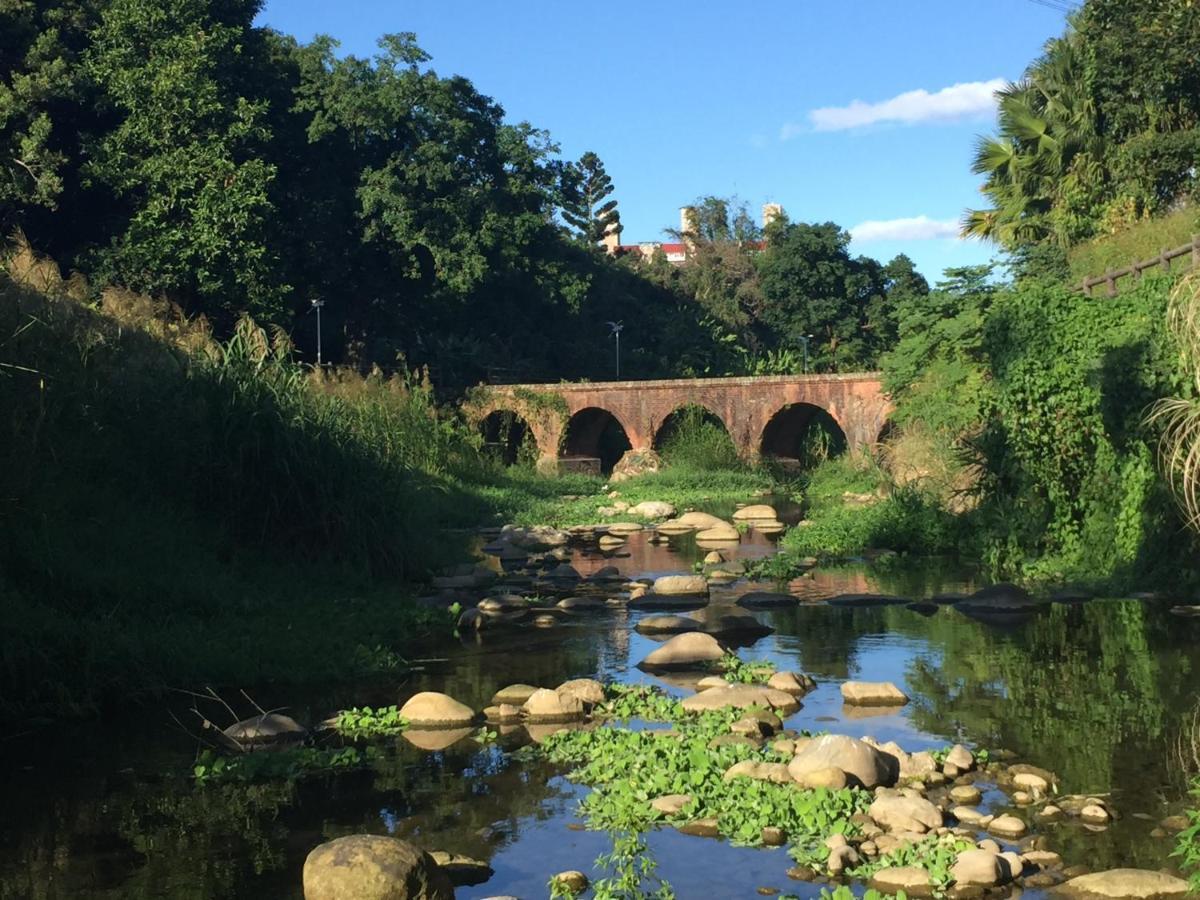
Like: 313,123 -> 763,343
1068,207 -> 1199,286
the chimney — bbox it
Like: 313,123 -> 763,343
602,225 -> 621,255
762,202 -> 783,229
680,206 -> 697,249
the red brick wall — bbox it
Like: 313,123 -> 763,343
471,373 -> 892,465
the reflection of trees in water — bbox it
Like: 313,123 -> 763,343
0,737 -> 575,900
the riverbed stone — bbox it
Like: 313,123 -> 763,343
723,760 -> 794,784
551,871 -> 589,893
695,675 -> 730,690
630,501 -> 676,519
737,591 -> 799,609
869,793 -> 944,834
703,612 -> 774,638
674,511 -> 729,530
427,851 -> 493,887
841,681 -> 909,706
556,678 -> 605,707
302,834 -> 453,900
1080,803 -> 1111,824
522,688 -> 584,723
650,794 -> 691,816
733,504 -> 778,520
987,815 -> 1027,838
499,524 -> 570,549
681,683 -> 800,714
399,692 -> 477,728
635,614 -> 701,634
1054,869 -> 1191,898
638,632 -> 725,670
951,849 -> 1008,887
951,806 -> 992,827
945,744 -> 975,771
788,734 -> 899,789
696,522 -> 741,542
652,574 -> 710,596
950,785 -> 983,805
793,766 -> 848,790
491,684 -> 539,706
224,713 -> 306,746
871,866 -> 932,896
767,671 -> 813,694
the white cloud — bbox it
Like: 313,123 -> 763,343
788,78 -> 1006,136
849,216 -> 962,242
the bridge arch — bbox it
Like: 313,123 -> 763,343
652,403 -> 735,454
760,402 -> 847,467
562,406 -> 633,474
479,408 -> 536,466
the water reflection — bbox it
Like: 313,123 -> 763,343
2,529 -> 1198,898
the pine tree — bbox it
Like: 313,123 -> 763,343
561,151 -> 621,247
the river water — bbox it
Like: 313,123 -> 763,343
2,521 -> 1198,898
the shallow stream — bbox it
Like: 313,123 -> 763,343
2,520 -> 1199,898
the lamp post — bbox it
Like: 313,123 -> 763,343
606,320 -> 624,379
798,333 -> 813,374
311,298 -> 325,366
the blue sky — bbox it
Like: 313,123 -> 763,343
256,0 -> 1074,282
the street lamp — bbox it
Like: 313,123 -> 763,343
606,320 -> 624,379
311,298 -> 325,366
798,333 -> 813,374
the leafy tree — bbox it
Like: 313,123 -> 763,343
560,150 -> 621,247
82,0 -> 284,321
756,220 -> 887,371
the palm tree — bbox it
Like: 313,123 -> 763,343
963,34 -> 1101,249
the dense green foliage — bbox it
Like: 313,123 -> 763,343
966,0 -> 1200,264
1176,782 -> 1200,890
0,2 -> 920,381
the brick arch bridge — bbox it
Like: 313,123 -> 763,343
469,373 -> 892,471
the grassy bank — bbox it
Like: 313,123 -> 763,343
1068,206 -> 1198,286
0,247 -> 791,721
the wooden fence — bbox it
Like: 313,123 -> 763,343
1079,234 -> 1200,297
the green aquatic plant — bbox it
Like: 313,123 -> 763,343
192,746 -> 364,785
591,831 -> 675,900
598,684 -> 687,723
333,705 -> 408,739
846,833 -> 976,891
1174,779 -> 1200,890
541,714 -> 868,848
719,653 -> 776,684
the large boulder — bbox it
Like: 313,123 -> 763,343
950,848 -> 1009,887
637,632 -> 725,671
869,792 -> 943,834
841,681 -> 909,706
498,524 -> 569,550
522,688 -> 585,723
302,834 -> 454,900
652,574 -> 709,596
610,449 -> 661,482
788,734 -> 899,789
723,760 -> 794,784
398,692 -> 477,728
223,713 -> 306,746
696,522 -> 741,542
491,684 -> 539,706
681,683 -> 801,714
673,511 -> 729,530
556,678 -> 605,707
1053,870 -> 1191,899
733,504 -> 777,521
871,867 -> 932,896
629,501 -> 676,519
